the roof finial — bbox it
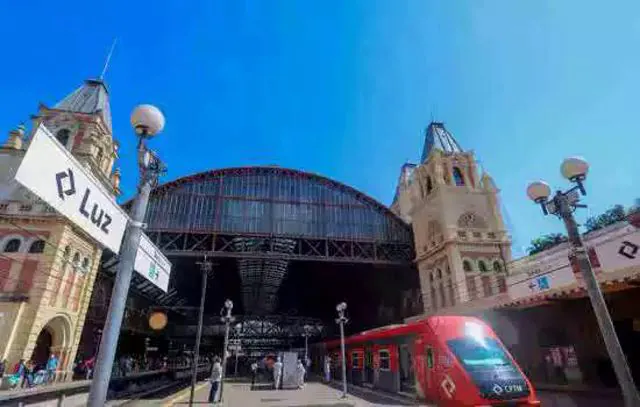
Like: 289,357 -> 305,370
99,38 -> 118,81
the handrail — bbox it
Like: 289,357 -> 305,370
0,365 -> 211,406
0,380 -> 91,405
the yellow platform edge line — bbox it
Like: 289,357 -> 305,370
162,381 -> 209,407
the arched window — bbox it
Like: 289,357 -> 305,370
82,257 -> 91,273
96,147 -> 104,166
478,260 -> 488,273
453,167 -> 465,186
446,265 -> 451,275
426,176 -> 433,195
436,268 -> 442,279
56,129 -> 71,147
463,260 -> 473,273
439,284 -> 446,307
429,272 -> 434,282
3,238 -> 21,253
72,253 -> 81,269
63,246 -> 71,259
493,261 -> 503,273
28,240 -> 45,254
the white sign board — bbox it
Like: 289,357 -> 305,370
134,232 -> 172,292
594,226 -> 640,271
14,125 -> 128,253
508,253 -> 577,301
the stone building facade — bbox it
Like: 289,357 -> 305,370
391,122 -> 511,315
0,79 -> 121,376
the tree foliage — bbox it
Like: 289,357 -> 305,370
527,201 -> 640,257
584,204 -> 627,233
527,233 -> 568,255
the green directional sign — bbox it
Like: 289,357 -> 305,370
148,263 -> 159,281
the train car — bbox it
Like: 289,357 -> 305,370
317,315 -> 539,406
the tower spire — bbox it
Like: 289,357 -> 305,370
421,122 -> 463,163
99,38 -> 118,81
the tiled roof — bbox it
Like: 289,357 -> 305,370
54,79 -> 112,131
421,122 -> 463,162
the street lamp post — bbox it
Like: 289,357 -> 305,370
88,105 -> 166,407
234,323 -> 242,377
189,257 -> 212,406
302,325 -> 312,365
335,302 -> 348,399
527,156 -> 640,407
218,299 -> 235,402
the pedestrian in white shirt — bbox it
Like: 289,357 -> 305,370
273,357 -> 283,390
250,360 -> 258,390
296,359 -> 306,389
209,356 -> 222,403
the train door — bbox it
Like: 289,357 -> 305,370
364,347 -> 374,387
425,345 -> 436,394
399,343 -> 415,393
413,336 -> 437,401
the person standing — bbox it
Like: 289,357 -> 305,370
46,354 -> 58,384
209,356 -> 222,403
273,356 -> 283,390
250,360 -> 258,390
296,359 -> 306,389
85,356 -> 96,380
0,359 -> 6,388
324,356 -> 331,383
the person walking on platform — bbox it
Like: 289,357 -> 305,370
250,360 -> 258,390
209,356 -> 222,404
273,356 -> 283,390
296,359 -> 306,389
324,356 -> 331,383
0,359 -> 6,388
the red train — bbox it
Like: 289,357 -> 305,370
316,315 -> 539,406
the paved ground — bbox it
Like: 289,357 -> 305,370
0,379 -> 625,406
161,381 -> 425,407
157,380 -> 626,407
536,390 -> 623,407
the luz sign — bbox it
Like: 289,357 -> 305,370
14,125 -> 128,253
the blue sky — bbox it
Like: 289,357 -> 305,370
1,1 -> 639,256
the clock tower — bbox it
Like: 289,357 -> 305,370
0,79 -> 121,377
391,122 -> 511,315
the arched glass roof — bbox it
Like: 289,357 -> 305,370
144,166 -> 412,244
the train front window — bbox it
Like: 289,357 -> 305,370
447,337 -> 513,370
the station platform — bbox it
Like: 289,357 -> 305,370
0,377 -> 624,406
159,380 -> 428,407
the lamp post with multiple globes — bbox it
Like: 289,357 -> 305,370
526,157 -> 640,407
87,105 -> 166,407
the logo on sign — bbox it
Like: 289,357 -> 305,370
54,169 -> 113,234
528,276 -> 549,292
493,383 -> 524,395
55,169 -> 76,199
440,375 -> 456,399
148,263 -> 159,281
618,241 -> 638,260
